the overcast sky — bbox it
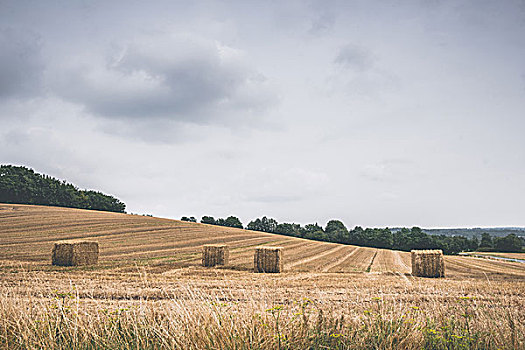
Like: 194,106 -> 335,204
1,0 -> 525,228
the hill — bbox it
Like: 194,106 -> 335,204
1,203 -> 523,279
1,203 -> 524,349
0,165 -> 125,213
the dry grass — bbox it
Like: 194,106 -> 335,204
0,266 -> 524,349
1,204 -> 524,349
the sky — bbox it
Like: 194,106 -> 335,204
1,0 -> 525,228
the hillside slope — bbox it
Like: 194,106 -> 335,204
1,204 -> 523,278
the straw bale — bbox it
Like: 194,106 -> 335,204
202,244 -> 229,267
52,240 -> 99,266
254,246 -> 283,273
411,249 -> 445,277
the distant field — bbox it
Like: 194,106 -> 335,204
470,252 -> 525,260
1,204 -> 524,349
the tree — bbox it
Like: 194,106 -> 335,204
275,222 -> 302,237
493,234 -> 522,252
325,220 -> 349,243
393,228 -> 411,251
350,226 -> 366,246
468,236 -> 479,251
224,216 -> 243,229
0,165 -> 125,213
479,233 -> 493,248
325,220 -> 348,234
370,228 -> 393,249
181,216 -> 196,222
246,216 -> 278,233
303,223 -> 327,241
409,227 -> 433,249
201,216 -> 216,225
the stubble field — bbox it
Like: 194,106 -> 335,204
0,204 -> 524,349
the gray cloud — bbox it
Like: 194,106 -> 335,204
329,44 -> 398,98
360,159 -> 422,183
0,28 -> 43,99
0,1 -> 524,227
309,12 -> 336,36
238,167 -> 330,204
51,33 -> 276,126
334,45 -> 374,71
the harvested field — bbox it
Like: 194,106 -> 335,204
0,204 -> 524,279
370,249 -> 411,273
468,252 -> 525,260
1,204 -> 524,349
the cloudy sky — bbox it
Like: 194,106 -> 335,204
1,0 -> 524,228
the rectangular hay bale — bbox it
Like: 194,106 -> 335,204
411,249 -> 445,278
254,246 -> 283,273
52,240 -> 99,266
202,244 -> 229,267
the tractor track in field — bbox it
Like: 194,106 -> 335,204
286,245 -> 346,269
365,250 -> 378,273
321,247 -> 358,272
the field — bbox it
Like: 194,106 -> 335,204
464,252 -> 525,261
1,204 -> 524,349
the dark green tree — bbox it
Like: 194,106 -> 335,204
246,216 -> 278,233
275,222 -> 302,237
201,216 -> 216,225
303,223 -> 327,241
0,165 -> 125,213
325,220 -> 349,243
469,236 -> 480,251
393,228 -> 411,251
479,233 -> 493,248
493,234 -> 522,252
224,216 -> 243,229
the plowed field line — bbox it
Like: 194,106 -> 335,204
0,226 -> 180,246
286,245 -> 345,269
321,247 -> 358,272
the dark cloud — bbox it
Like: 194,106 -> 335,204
51,33 -> 276,125
0,28 -> 43,99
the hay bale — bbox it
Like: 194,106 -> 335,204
254,246 -> 283,273
202,244 -> 229,267
52,240 -> 99,266
411,249 -> 445,277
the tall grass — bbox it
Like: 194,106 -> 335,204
0,282 -> 522,349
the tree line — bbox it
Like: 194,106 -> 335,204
181,215 -> 524,254
0,165 -> 126,213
